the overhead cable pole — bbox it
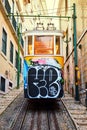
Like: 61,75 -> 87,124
73,3 -> 80,101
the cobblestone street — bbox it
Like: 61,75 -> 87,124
0,88 -> 87,130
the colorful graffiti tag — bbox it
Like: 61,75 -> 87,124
24,58 -> 64,98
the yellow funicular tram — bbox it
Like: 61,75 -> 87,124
23,28 -> 64,99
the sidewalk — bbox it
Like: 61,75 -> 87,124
62,91 -> 87,130
0,86 -> 23,115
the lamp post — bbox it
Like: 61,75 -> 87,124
17,23 -> 21,89
73,3 -> 80,101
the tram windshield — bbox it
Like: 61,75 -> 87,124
34,35 -> 54,55
27,35 -> 60,55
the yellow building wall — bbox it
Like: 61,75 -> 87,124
0,3 -> 23,91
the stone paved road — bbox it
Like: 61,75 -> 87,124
0,88 -> 87,130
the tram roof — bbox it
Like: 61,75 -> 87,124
23,29 -> 63,36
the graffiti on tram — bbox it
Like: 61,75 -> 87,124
24,58 -> 64,98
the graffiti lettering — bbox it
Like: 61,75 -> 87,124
28,65 -> 61,98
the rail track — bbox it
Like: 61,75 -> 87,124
0,91 -> 77,130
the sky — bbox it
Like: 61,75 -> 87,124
45,0 -> 59,15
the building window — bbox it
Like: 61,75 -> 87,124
4,0 -> 11,14
15,50 -> 18,69
2,28 -> 7,55
0,76 -> 6,92
10,41 -> 14,63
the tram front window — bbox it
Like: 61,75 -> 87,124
34,35 -> 54,55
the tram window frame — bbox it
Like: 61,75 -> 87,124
55,36 -> 60,55
28,36 -> 32,55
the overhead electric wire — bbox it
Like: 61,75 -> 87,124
23,6 -> 73,14
10,4 -> 87,20
23,5 -> 87,14
19,8 -> 73,17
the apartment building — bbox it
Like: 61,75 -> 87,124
0,0 -> 24,93
57,0 -> 87,95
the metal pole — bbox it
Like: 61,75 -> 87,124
8,14 -> 71,19
17,23 -> 20,89
73,3 -> 80,101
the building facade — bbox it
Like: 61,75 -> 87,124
0,0 -> 24,93
57,0 -> 87,96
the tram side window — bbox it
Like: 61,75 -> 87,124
28,36 -> 32,55
56,36 -> 60,54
